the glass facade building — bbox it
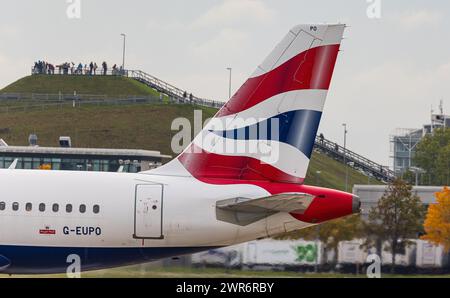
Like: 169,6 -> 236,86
0,146 -> 170,173
390,114 -> 449,176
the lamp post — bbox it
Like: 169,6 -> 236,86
342,123 -> 348,192
121,33 -> 126,71
226,67 -> 232,99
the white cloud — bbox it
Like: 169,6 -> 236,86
396,10 -> 443,30
190,28 -> 248,57
0,52 -> 5,65
191,0 -> 275,29
0,53 -> 29,89
0,25 -> 20,39
437,61 -> 450,76
320,59 -> 450,166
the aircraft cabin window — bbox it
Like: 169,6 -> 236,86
0,202 -> 5,211
52,203 -> 59,212
79,204 -> 86,213
39,203 -> 45,212
26,203 -> 32,211
66,204 -> 72,213
93,205 -> 100,214
12,202 -> 19,211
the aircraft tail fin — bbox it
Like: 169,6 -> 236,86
153,24 -> 345,184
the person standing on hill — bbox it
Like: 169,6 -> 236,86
77,63 -> 83,75
89,62 -> 94,75
93,62 -> 98,75
102,61 -> 107,75
48,63 -> 55,74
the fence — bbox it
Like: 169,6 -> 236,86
0,92 -> 155,102
0,95 -> 163,113
28,67 -> 224,109
128,70 -> 224,109
31,67 -> 127,76
314,136 -> 395,182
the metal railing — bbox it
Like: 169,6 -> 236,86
314,136 -> 395,182
31,67 -> 127,76
29,67 -> 224,109
0,95 -> 163,113
127,70 -> 224,109
0,92 -> 156,102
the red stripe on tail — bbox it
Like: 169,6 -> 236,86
218,44 -> 340,117
178,144 -> 304,184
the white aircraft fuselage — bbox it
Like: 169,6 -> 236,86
0,159 -> 356,273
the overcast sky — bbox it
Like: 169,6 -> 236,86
0,0 -> 449,168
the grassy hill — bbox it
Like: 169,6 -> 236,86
0,103 -> 376,191
1,75 -> 160,97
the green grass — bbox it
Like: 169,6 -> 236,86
0,104 -> 216,155
305,150 -> 381,191
2,266 -> 449,278
0,75 -> 161,97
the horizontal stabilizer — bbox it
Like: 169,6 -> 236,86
216,193 -> 314,226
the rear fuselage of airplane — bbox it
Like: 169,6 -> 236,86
0,164 -> 356,274
0,23 -> 354,274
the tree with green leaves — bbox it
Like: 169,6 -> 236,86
365,178 -> 425,273
414,127 -> 450,186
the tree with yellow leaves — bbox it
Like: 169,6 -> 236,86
421,187 -> 450,252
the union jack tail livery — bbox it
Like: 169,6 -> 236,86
175,24 -> 345,184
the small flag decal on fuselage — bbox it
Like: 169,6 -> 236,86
39,227 -> 56,235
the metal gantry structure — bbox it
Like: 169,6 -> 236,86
127,70 -> 223,108
314,136 -> 395,183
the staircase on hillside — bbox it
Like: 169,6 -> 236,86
127,70 -> 223,108
314,136 -> 395,183
127,69 -> 394,183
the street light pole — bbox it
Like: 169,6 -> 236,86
226,67 -> 232,99
121,33 -> 126,70
342,123 -> 348,192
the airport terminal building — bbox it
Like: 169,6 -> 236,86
0,137 -> 170,173
390,106 -> 449,176
353,184 -> 442,218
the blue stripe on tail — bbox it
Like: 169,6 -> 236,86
209,110 -> 322,158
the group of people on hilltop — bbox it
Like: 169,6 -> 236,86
33,61 -> 55,74
32,60 -> 123,76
